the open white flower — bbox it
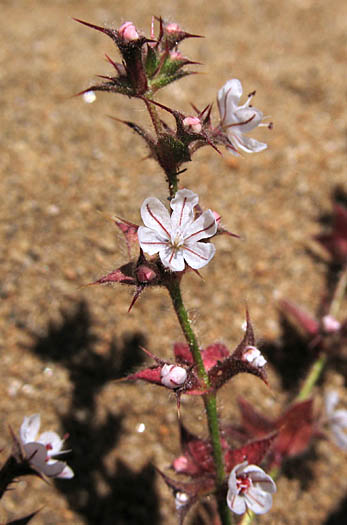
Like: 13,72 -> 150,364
227,461 -> 276,515
324,391 -> 347,450
138,189 -> 217,272
218,79 -> 267,156
20,414 -> 74,478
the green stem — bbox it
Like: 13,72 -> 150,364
296,354 -> 328,401
296,264 -> 347,402
166,276 -> 232,525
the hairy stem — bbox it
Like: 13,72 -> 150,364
166,276 -> 232,525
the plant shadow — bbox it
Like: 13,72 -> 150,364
25,299 -> 161,525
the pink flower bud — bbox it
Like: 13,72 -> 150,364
118,21 -> 139,41
322,315 -> 341,334
165,23 -> 181,33
136,265 -> 157,283
160,364 -> 187,388
242,346 -> 267,368
183,116 -> 202,133
169,50 -> 185,61
175,491 -> 189,510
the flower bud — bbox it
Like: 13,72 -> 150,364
322,315 -> 341,334
136,264 -> 157,283
183,116 -> 202,134
161,364 -> 187,388
118,21 -> 139,41
175,491 -> 189,510
242,346 -> 267,367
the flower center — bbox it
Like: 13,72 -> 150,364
171,228 -> 185,251
237,474 -> 252,494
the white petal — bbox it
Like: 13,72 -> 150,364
331,423 -> 347,450
243,465 -> 277,494
245,486 -> 273,514
331,409 -> 347,427
227,491 -> 246,514
23,442 -> 47,468
183,241 -> 216,269
140,197 -> 172,237
231,132 -> 267,153
325,391 -> 339,415
20,414 -> 40,444
138,226 -> 168,255
57,464 -> 74,479
159,245 -> 185,272
38,431 -> 63,455
218,79 -> 243,124
41,459 -> 68,478
170,189 -> 198,230
233,107 -> 264,132
184,210 -> 217,242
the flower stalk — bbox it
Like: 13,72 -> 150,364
166,276 -> 232,524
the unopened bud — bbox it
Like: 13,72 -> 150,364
118,21 -> 139,41
175,491 -> 189,509
165,23 -> 181,33
136,265 -> 157,283
183,116 -> 202,133
243,345 -> 267,367
322,315 -> 341,334
161,364 -> 187,388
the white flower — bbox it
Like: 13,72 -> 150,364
227,461 -> 276,515
243,345 -> 267,368
20,414 -> 74,478
161,364 -> 187,388
138,189 -> 217,272
218,79 -> 267,156
324,391 -> 347,450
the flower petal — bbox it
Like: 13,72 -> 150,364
159,245 -> 186,271
230,132 -> 267,153
23,442 -> 47,467
245,486 -> 273,514
218,79 -> 243,124
170,189 -> 198,230
20,414 -> 40,444
233,108 -> 264,132
138,226 -> 168,255
57,464 -> 74,479
140,197 -> 172,237
38,431 -> 64,456
184,209 -> 217,242
243,465 -> 277,493
325,391 -> 339,415
227,491 -> 247,514
330,423 -> 347,450
183,241 -> 216,269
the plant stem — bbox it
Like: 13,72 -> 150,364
297,264 -> 347,402
166,276 -> 232,525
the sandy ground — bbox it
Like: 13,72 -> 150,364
0,0 -> 346,524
